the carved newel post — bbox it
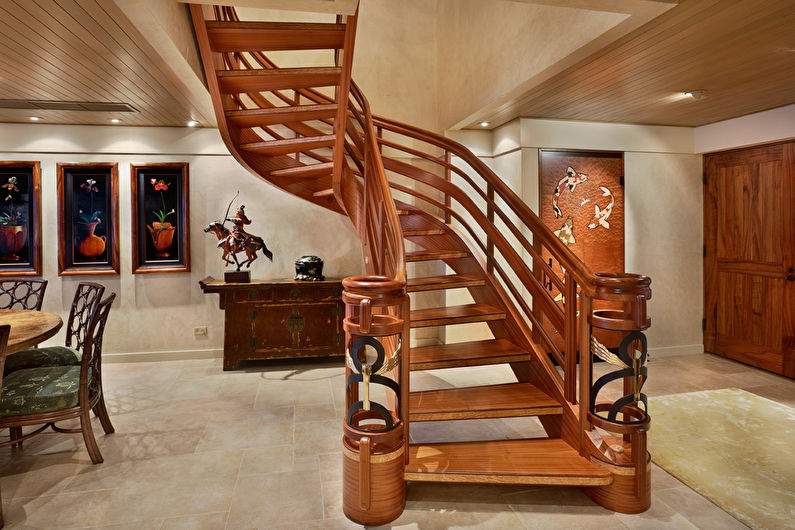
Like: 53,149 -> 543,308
584,272 -> 653,513
341,276 -> 408,526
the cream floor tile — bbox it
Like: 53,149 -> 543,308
504,486 -> 629,529
268,517 -> 361,529
725,368 -> 792,388
321,479 -> 342,519
169,395 -> 257,424
160,511 -> 229,529
649,464 -> 685,491
654,487 -> 749,529
0,453 -> 85,499
744,383 -> 795,407
237,444 -> 318,477
226,470 -> 324,529
317,452 -> 342,483
4,490 -> 117,528
195,407 -> 294,453
293,419 -> 344,458
614,494 -> 698,529
96,450 -> 243,524
295,403 -> 337,423
374,499 -> 528,529
254,378 -> 335,408
83,521 -> 164,530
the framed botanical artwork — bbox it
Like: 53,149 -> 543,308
130,163 -> 190,273
57,163 -> 120,276
0,161 -> 42,276
538,149 -> 625,348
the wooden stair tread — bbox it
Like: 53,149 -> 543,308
207,21 -> 345,52
410,382 -> 562,421
227,104 -> 337,127
217,67 -> 342,93
405,249 -> 467,262
410,304 -> 505,328
406,439 -> 613,485
270,162 -> 334,179
407,273 -> 485,292
403,229 -> 446,237
313,188 -> 334,198
240,135 -> 335,155
410,339 -> 531,370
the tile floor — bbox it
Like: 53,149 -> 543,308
0,351 -> 792,529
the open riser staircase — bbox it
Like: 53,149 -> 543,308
191,4 -> 654,524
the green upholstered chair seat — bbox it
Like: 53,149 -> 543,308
0,365 -> 83,416
3,346 -> 81,376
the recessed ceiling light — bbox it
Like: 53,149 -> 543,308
684,89 -> 707,100
480,121 -> 489,127
187,120 -> 199,127
28,116 -> 40,121
110,118 -> 121,123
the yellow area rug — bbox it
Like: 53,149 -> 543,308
649,388 -> 795,530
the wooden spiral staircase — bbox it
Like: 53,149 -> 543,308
191,4 -> 653,524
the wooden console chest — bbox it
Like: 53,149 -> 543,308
200,277 -> 344,370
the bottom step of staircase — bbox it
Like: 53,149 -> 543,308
406,439 -> 612,486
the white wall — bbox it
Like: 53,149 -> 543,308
449,118 -> 703,354
694,104 -> 795,154
0,123 -> 363,361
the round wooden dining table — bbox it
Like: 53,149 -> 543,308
0,309 -> 63,354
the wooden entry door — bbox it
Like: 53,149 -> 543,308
704,141 -> 795,378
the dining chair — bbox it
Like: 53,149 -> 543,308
0,278 -> 47,311
3,282 -> 104,375
0,293 -> 116,464
0,324 -> 10,529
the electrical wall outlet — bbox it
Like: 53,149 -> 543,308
194,326 -> 208,337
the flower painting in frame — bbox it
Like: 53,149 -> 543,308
0,161 -> 42,276
131,163 -> 190,273
57,163 -> 120,275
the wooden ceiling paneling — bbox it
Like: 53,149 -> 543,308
464,0 -> 795,128
0,0 -> 209,127
0,0 -> 790,129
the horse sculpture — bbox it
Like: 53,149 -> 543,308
204,220 -> 273,271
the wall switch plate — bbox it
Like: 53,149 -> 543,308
194,326 -> 208,337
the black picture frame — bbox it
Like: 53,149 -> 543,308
57,163 -> 120,276
0,161 -> 42,276
131,163 -> 190,273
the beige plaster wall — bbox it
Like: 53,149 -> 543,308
449,118 -> 703,354
0,123 -> 363,360
354,0 -> 441,132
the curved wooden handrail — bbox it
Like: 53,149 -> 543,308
374,115 -> 600,292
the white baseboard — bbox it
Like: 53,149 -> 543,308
648,344 -> 704,359
104,348 -> 223,363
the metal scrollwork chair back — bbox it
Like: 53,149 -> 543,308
0,279 -> 48,311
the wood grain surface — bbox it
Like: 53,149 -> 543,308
0,309 -> 63,353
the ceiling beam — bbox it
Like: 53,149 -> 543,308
180,0 -> 359,16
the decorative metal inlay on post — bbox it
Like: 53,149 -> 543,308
590,334 -> 649,425
345,335 -> 402,430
